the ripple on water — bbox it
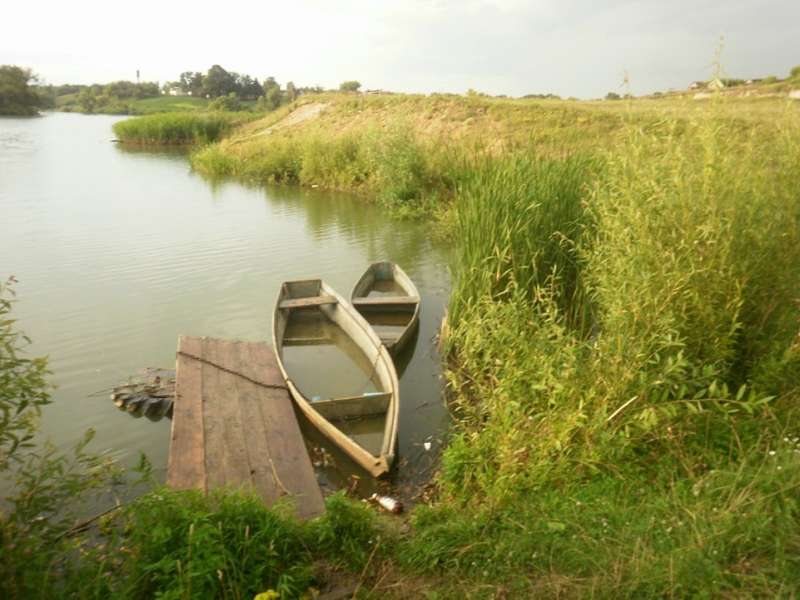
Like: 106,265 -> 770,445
1,113 -> 450,498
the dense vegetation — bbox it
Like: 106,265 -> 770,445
0,65 -> 43,116
4,88 -> 800,597
410,112 -> 800,595
191,91 -> 800,595
48,64 -> 337,115
112,112 -> 256,145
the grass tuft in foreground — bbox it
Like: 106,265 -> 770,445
3,487 -> 386,599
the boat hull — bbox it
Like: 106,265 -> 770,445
273,279 -> 399,478
351,262 -> 421,355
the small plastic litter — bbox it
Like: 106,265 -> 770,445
370,493 -> 403,514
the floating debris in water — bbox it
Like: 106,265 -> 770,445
108,368 -> 175,421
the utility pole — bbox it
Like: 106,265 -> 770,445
136,69 -> 140,85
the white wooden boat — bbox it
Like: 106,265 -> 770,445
272,279 -> 399,477
350,262 -> 421,355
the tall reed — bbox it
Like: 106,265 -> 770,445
448,153 -> 595,332
113,112 -> 253,145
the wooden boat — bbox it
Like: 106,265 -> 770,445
350,262 -> 421,355
272,279 -> 399,477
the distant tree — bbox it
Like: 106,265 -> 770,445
209,92 -> 241,111
720,78 -> 745,87
104,80 -> 157,99
285,81 -> 297,103
204,65 -> 237,98
466,88 -> 488,97
0,65 -> 41,116
265,86 -> 282,109
179,71 -> 205,96
339,80 -> 361,92
236,74 -> 262,100
77,89 -> 97,113
521,93 -> 561,100
53,84 -> 85,97
262,76 -> 279,96
605,92 -> 621,100
138,82 -> 160,97
32,84 -> 56,109
763,75 -> 778,84
791,65 -> 800,79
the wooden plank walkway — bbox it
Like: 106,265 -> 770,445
167,336 -> 325,520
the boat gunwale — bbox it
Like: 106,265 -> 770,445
272,279 -> 399,478
351,261 -> 421,355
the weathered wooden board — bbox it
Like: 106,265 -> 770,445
313,391 -> 392,420
278,295 -> 338,309
351,295 -> 419,307
167,336 -> 325,520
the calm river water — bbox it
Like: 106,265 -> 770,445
0,112 -> 449,497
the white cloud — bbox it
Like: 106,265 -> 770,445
2,0 -> 798,98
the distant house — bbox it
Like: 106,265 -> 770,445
688,81 -> 706,90
164,86 -> 189,97
745,78 -> 763,85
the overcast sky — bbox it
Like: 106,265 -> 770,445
4,0 -> 799,98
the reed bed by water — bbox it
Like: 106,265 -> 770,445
112,112 -> 254,145
191,125 -> 472,216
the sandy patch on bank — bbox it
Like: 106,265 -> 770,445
259,102 -> 327,135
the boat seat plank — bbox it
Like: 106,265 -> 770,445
283,336 -> 333,346
279,295 -> 338,309
352,295 -> 419,306
313,391 -> 392,420
168,336 -> 324,519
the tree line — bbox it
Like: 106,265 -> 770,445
1,62 -> 363,116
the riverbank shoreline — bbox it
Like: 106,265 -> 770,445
4,91 -> 800,597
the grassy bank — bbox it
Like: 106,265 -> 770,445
3,481 -> 390,598
57,94 -> 215,115
5,92 -> 799,597
192,92 -> 800,595
403,108 -> 800,595
112,112 -> 256,145
189,92 -> 796,215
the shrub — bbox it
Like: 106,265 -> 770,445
209,92 -> 241,111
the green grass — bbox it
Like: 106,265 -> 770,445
191,123 -> 470,217
2,487 -> 386,600
112,112 -> 255,145
55,94 -> 261,115
6,90 -> 800,598
124,95 -> 212,114
413,98 -> 800,596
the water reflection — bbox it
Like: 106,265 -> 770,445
0,113 -> 450,500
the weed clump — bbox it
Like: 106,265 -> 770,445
113,112 -> 254,145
